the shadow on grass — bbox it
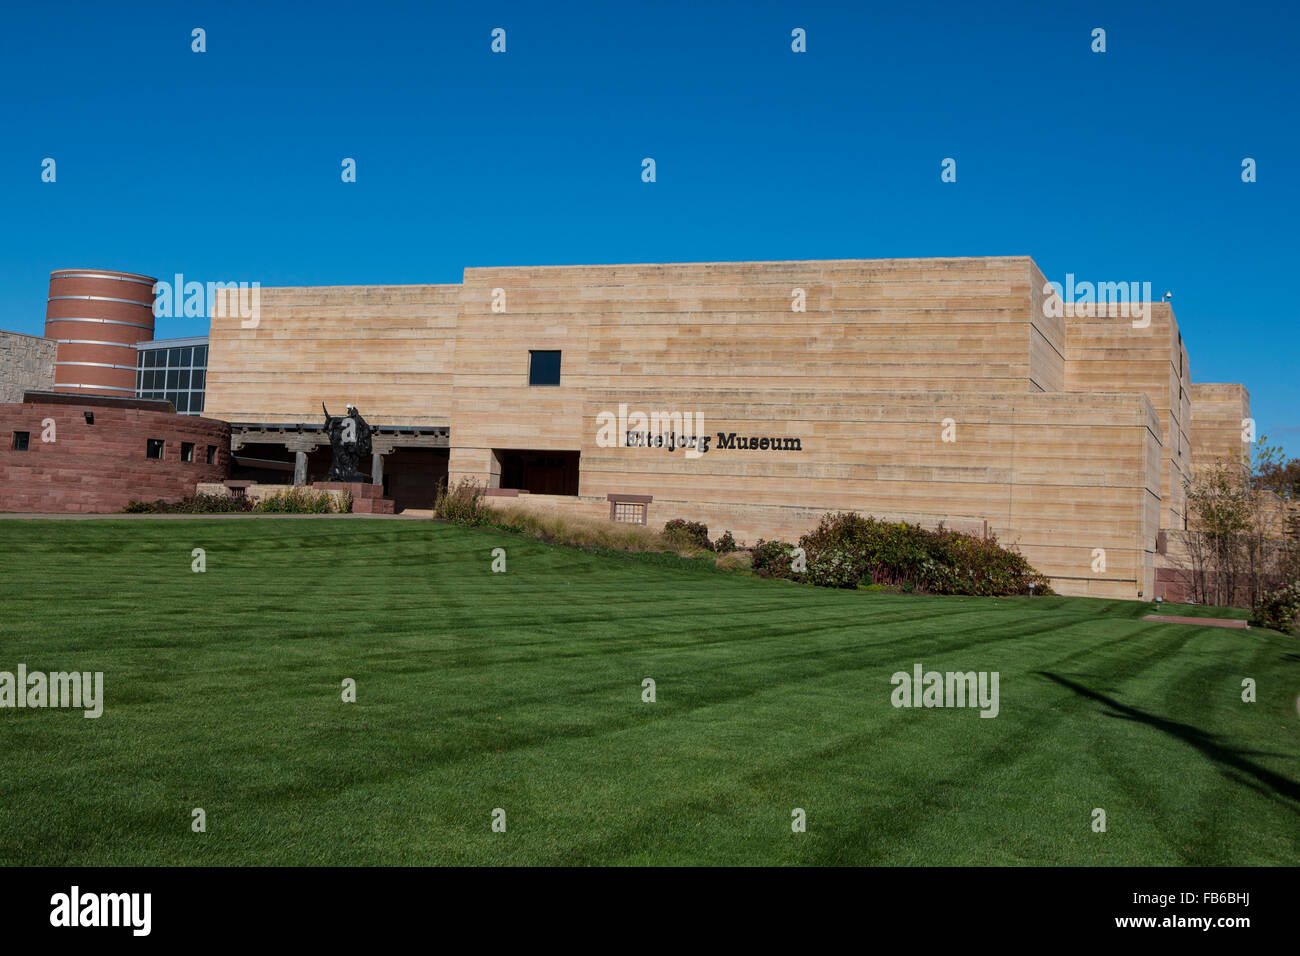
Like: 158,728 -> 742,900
1037,672 -> 1300,810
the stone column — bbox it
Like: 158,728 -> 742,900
281,439 -> 319,486
372,451 -> 384,486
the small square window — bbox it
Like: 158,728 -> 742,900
528,350 -> 562,386
181,442 -> 195,463
11,431 -> 30,451
205,446 -> 216,465
146,438 -> 164,459
612,501 -> 646,524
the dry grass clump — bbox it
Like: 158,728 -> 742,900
486,504 -> 715,556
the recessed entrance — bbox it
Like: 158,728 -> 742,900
495,449 -> 580,496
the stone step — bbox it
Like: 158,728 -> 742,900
352,496 -> 396,515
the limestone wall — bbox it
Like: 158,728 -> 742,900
0,331 -> 57,403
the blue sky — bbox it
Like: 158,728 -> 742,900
2,0 -> 1296,452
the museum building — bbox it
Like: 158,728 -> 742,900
0,257 -> 1258,601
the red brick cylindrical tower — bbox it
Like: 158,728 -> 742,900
44,268 -> 156,397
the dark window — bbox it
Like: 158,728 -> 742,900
496,449 -> 579,496
528,350 -> 562,386
178,347 -> 192,367
177,370 -> 191,390
174,393 -> 190,413
11,431 -> 30,451
205,446 -> 216,465
195,345 -> 208,365
192,393 -> 204,414
166,369 -> 180,389
192,370 -> 205,389
145,350 -> 161,368
181,442 -> 195,463
146,438 -> 164,459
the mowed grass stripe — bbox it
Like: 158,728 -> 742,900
0,519 -> 1295,866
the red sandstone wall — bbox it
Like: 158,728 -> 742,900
0,402 -> 230,513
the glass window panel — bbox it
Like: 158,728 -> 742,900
166,369 -> 180,389
192,370 -> 205,389
193,393 -> 204,413
175,392 -> 190,413
179,347 -> 192,367
528,350 -> 562,386
177,370 -> 191,389
194,346 -> 208,366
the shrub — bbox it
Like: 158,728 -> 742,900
795,512 -> 1052,596
434,478 -> 490,525
254,487 -> 340,513
121,494 -> 253,514
1249,581 -> 1300,634
806,548 -> 859,588
751,539 -> 797,579
714,530 -> 737,554
663,519 -> 713,551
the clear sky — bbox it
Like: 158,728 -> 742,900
2,0 -> 1295,452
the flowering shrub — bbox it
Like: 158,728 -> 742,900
1249,581 -> 1300,635
805,548 -> 859,588
751,539 -> 797,578
714,530 -> 737,554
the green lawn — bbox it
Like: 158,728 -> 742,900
0,517 -> 1296,866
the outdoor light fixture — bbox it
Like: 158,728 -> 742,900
83,412 -> 93,424
1028,584 -> 1035,597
